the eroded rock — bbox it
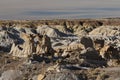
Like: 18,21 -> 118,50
9,33 -> 35,57
100,45 -> 120,66
44,72 -> 79,80
36,34 -> 54,55
9,33 -> 54,57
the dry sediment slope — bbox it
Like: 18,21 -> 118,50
0,18 -> 120,80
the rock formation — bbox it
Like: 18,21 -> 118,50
100,45 -> 120,66
36,34 -> 54,55
89,26 -> 120,36
44,72 -> 79,80
9,33 -> 54,57
0,18 -> 120,79
0,70 -> 22,80
9,33 -> 35,57
100,45 -> 120,59
36,25 -> 68,37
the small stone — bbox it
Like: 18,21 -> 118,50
37,74 -> 45,80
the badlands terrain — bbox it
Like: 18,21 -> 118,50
0,18 -> 120,80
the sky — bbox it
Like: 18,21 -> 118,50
0,0 -> 120,19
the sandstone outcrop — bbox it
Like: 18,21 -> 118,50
9,33 -> 54,57
9,33 -> 35,57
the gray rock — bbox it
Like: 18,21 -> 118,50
0,30 -> 23,52
0,70 -> 22,80
80,47 -> 100,60
44,72 -> 79,80
32,75 -> 38,80
115,78 -> 120,80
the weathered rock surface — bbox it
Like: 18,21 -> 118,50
35,34 -> 54,55
9,33 -> 54,57
0,30 -> 22,52
0,70 -> 22,80
89,26 -> 120,36
44,72 -> 79,80
9,33 -> 35,57
37,25 -> 68,37
0,18 -> 120,80
100,45 -> 120,66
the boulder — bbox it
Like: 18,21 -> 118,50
80,47 -> 100,60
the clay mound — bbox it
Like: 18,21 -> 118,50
37,25 -> 68,37
89,26 -> 120,36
